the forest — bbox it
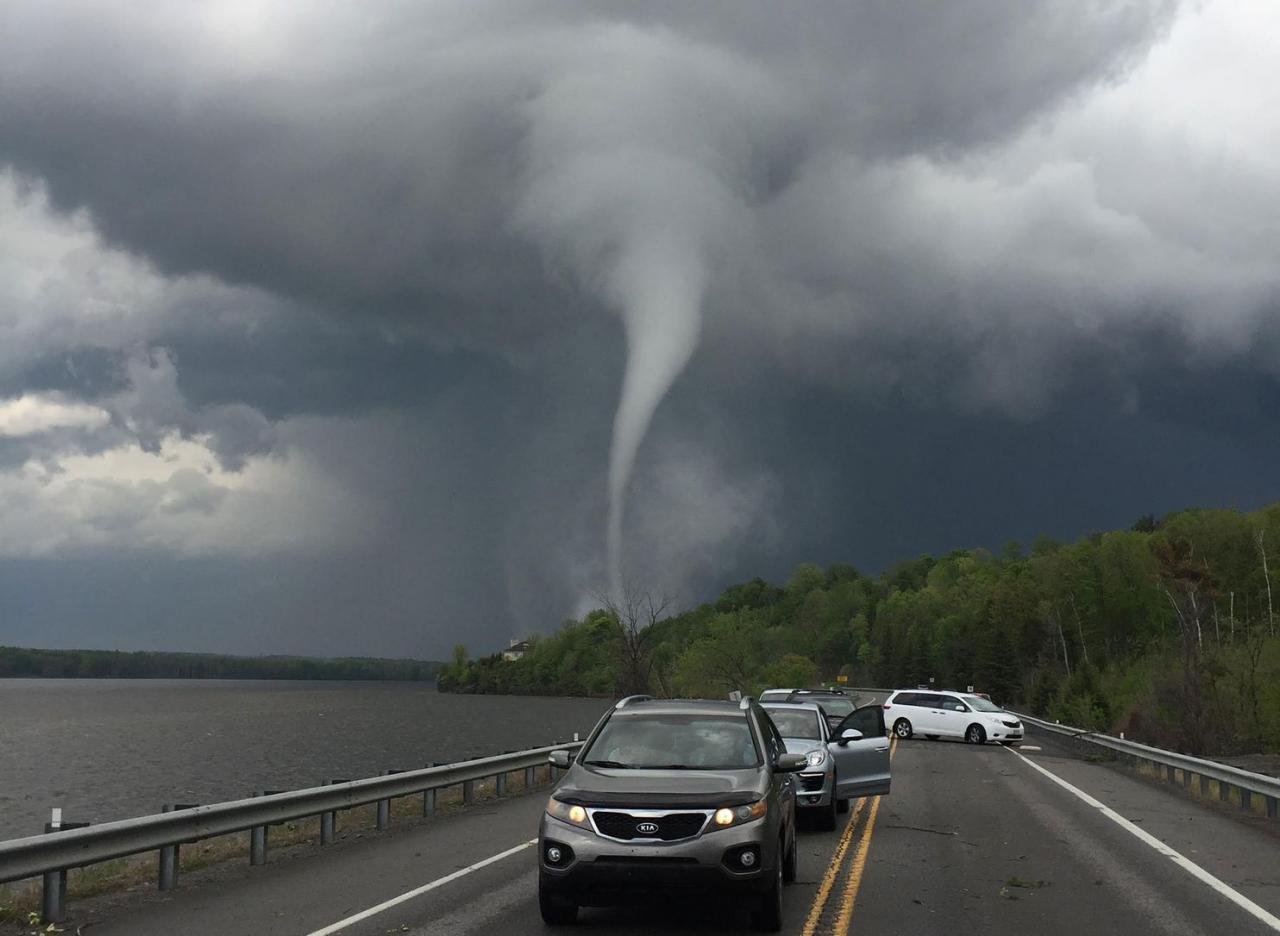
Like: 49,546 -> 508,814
438,502 -> 1280,756
0,646 -> 442,681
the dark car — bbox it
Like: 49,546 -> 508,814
538,696 -> 805,930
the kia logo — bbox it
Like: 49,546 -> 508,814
635,821 -> 659,835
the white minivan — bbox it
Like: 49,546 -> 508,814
881,690 -> 1023,744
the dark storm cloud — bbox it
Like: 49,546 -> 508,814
1,1 -> 1277,657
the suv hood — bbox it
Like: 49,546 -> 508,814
555,766 -> 765,808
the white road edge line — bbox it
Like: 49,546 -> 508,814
304,839 -> 537,936
1004,745 -> 1280,933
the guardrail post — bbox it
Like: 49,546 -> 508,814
158,805 -> 178,891
496,770 -> 508,796
525,765 -> 536,789
423,763 -> 440,817
1241,789 -> 1253,813
1267,796 -> 1278,820
249,793 -> 268,866
376,773 -> 391,829
41,868 -> 66,924
462,778 -> 476,804
320,780 -> 337,845
1165,765 -> 1176,784
159,802 -> 199,889
41,809 -> 67,924
1219,780 -> 1230,803
1199,774 -> 1209,796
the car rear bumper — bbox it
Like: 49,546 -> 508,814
538,814 -> 775,903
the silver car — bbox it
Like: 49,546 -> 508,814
761,701 -> 892,831
538,697 -> 805,931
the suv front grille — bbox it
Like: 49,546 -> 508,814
798,773 -> 826,792
591,811 -> 709,841
1001,720 -> 1021,728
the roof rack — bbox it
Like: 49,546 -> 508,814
614,694 -> 654,709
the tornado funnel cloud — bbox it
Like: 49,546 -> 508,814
605,239 -> 706,596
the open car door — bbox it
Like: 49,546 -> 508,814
827,704 -> 891,800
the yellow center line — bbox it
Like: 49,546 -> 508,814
831,793 -> 882,934
800,734 -> 897,936
800,799 -> 865,936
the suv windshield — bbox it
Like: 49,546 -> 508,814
583,714 -> 761,770
764,708 -> 823,740
964,695 -> 1002,713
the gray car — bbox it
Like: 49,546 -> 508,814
538,696 -> 804,930
761,702 -> 892,831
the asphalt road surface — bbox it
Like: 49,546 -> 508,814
58,727 -> 1280,936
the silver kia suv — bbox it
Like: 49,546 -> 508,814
537,696 -> 804,930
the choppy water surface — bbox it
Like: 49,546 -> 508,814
0,679 -> 609,839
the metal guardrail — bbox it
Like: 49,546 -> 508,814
1014,711 -> 1280,818
0,739 -> 584,922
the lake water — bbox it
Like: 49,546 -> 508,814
0,679 -> 611,840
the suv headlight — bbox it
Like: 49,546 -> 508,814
545,797 -> 589,827
806,750 -> 827,769
712,799 -> 767,828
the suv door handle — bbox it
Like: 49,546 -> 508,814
875,746 -> 888,753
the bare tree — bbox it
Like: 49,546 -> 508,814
1040,601 -> 1070,677
1257,530 -> 1275,638
1153,538 -> 1212,753
593,581 -> 673,697
1068,593 -> 1090,668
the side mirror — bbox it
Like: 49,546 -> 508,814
837,728 -> 863,745
548,749 -> 574,769
774,752 -> 807,773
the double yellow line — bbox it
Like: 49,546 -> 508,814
800,736 -> 896,936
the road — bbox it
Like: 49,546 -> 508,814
57,726 -> 1280,936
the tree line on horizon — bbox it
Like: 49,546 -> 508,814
438,501 -> 1280,756
0,646 -> 443,682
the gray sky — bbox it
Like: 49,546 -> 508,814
1,1 -> 1277,659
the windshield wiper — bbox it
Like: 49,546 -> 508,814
581,759 -> 633,769
646,764 -> 699,770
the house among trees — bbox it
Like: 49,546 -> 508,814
502,639 -> 532,662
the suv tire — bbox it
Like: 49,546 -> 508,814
965,724 -> 986,745
754,840 -> 785,932
783,827 -> 798,883
836,797 -> 849,814
893,718 -> 913,739
539,884 -> 578,925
